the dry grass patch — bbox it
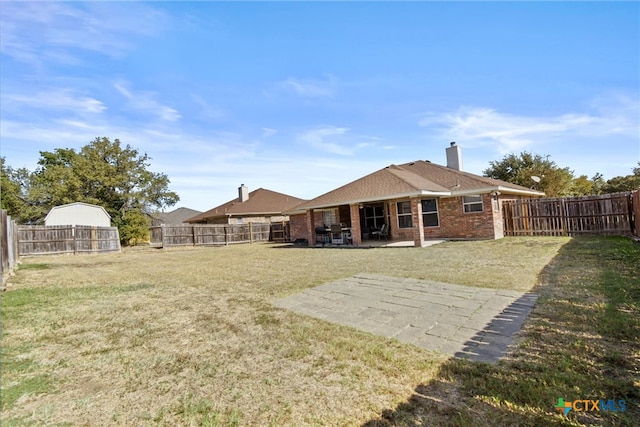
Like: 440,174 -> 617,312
364,237 -> 639,426
2,238 -> 566,425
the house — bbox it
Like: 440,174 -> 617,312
44,202 -> 111,227
185,185 -> 307,225
292,143 -> 545,247
151,207 -> 202,226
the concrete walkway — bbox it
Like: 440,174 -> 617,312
274,273 -> 537,363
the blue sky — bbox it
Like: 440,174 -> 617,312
1,1 -> 638,212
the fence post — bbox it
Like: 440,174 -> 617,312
91,226 -> 98,251
560,198 -> 568,236
633,190 -> 640,237
250,222 -> 253,243
225,226 -> 229,246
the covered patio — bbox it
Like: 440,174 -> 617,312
304,198 -> 440,248
289,153 -> 545,247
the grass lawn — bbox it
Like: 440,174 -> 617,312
1,237 -> 638,426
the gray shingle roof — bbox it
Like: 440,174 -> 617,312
186,188 -> 306,223
154,207 -> 202,224
294,160 -> 543,210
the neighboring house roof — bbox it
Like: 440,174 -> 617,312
295,160 -> 544,210
154,207 -> 202,224
186,188 -> 307,223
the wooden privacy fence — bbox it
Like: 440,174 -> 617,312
503,192 -> 638,237
150,222 -> 289,248
1,210 -> 19,286
18,225 -> 121,256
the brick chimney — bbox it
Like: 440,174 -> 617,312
446,142 -> 463,170
238,184 -> 249,202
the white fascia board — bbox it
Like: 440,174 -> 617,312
227,211 -> 282,216
443,186 -> 545,198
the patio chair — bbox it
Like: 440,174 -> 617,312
343,229 -> 353,245
330,224 -> 343,245
371,224 -> 389,240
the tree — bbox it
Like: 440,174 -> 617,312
3,137 -> 179,244
602,163 -> 640,193
590,172 -> 607,195
30,148 -> 84,208
483,152 -> 575,197
1,158 -> 45,223
568,175 -> 594,197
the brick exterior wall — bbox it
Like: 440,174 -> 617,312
430,194 -> 498,239
389,194 -> 505,241
291,210 -> 331,242
349,204 -> 362,245
296,194 -> 534,245
289,213 -> 309,241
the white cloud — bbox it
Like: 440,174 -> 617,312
297,126 -> 353,155
4,88 -> 106,114
113,81 -> 181,122
419,98 -> 640,154
282,76 -> 336,98
0,1 -> 167,65
261,128 -> 277,138
190,94 -> 227,121
296,126 -> 388,157
113,82 -> 133,99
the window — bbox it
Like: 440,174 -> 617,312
364,205 -> 384,229
397,201 -> 412,228
322,210 -> 336,226
421,199 -> 439,227
463,195 -> 483,213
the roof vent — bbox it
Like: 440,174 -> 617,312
446,142 -> 463,171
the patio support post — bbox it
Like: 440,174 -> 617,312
349,203 -> 362,246
411,197 -> 425,247
306,209 -> 315,247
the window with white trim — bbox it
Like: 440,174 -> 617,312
421,199 -> 439,227
397,201 -> 412,228
463,195 -> 483,213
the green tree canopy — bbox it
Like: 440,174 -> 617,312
483,152 -> 575,197
601,163 -> 640,193
1,137 -> 179,244
0,158 -> 44,223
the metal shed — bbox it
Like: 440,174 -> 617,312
44,202 -> 112,227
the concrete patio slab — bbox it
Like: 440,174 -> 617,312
274,273 -> 537,363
